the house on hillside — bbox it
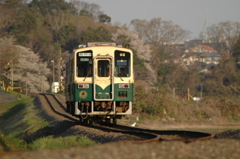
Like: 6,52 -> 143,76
165,41 -> 185,55
163,41 -> 222,72
195,52 -> 221,65
182,45 -> 221,66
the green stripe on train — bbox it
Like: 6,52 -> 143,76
74,83 -> 134,101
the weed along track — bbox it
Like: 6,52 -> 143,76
40,93 -> 215,143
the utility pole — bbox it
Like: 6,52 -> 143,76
51,60 -> 55,93
25,73 -> 28,96
59,46 -> 63,92
11,61 -> 13,88
40,74 -> 43,93
173,88 -> 175,99
51,60 -> 55,83
200,84 -> 203,99
11,67 -> 13,88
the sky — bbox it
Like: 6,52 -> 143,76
79,0 -> 240,39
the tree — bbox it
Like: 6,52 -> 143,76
59,23 -> 77,44
0,6 -> 13,36
131,18 -> 190,46
112,28 -> 156,84
1,0 -> 37,43
203,21 -> 240,56
79,9 -> 93,19
13,45 -> 50,93
69,0 -> 103,20
112,27 -> 151,61
0,0 -> 28,4
59,23 -> 78,51
232,36 -> 240,67
81,26 -> 112,43
95,26 -> 112,41
0,37 -> 19,79
98,14 -> 111,23
1,0 -> 22,7
0,37 -> 50,93
28,0 -> 77,16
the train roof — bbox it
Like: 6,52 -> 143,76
78,42 -> 120,48
67,42 -> 131,62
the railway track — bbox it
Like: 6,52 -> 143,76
95,122 -> 215,143
40,93 -> 215,143
40,93 -> 79,122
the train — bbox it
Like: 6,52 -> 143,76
65,42 -> 134,124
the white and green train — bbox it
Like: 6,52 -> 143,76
65,42 -> 134,124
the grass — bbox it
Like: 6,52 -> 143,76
30,135 -> 95,150
0,91 -> 96,152
133,85 -> 240,122
0,133 -> 29,152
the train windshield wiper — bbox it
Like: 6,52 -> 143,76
119,76 -> 124,81
83,69 -> 91,81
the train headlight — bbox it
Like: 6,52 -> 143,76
118,91 -> 127,97
119,84 -> 130,88
78,84 -> 89,89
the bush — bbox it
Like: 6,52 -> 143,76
133,81 -> 240,122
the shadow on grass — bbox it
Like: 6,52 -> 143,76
24,95 -> 79,143
24,120 -> 78,143
0,102 -> 26,125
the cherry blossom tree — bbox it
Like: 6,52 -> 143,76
112,28 -> 157,84
112,27 -> 151,61
0,37 -> 50,93
14,45 -> 51,93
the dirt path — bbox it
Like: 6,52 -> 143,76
0,92 -> 16,105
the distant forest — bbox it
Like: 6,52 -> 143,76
1,0 -> 240,99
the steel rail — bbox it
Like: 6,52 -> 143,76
39,93 -> 162,142
96,122 -> 215,143
42,93 -> 67,111
40,93 -> 215,143
40,93 -> 78,122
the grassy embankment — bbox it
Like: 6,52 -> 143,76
0,92 -> 95,152
133,84 -> 240,125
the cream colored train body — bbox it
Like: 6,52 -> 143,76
65,42 -> 134,124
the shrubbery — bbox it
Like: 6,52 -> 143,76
133,81 -> 240,122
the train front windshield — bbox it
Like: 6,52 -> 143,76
97,60 -> 110,77
76,51 -> 93,77
115,50 -> 131,77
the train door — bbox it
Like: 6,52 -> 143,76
93,56 -> 114,101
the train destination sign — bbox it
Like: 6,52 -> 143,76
78,52 -> 91,57
80,58 -> 89,61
